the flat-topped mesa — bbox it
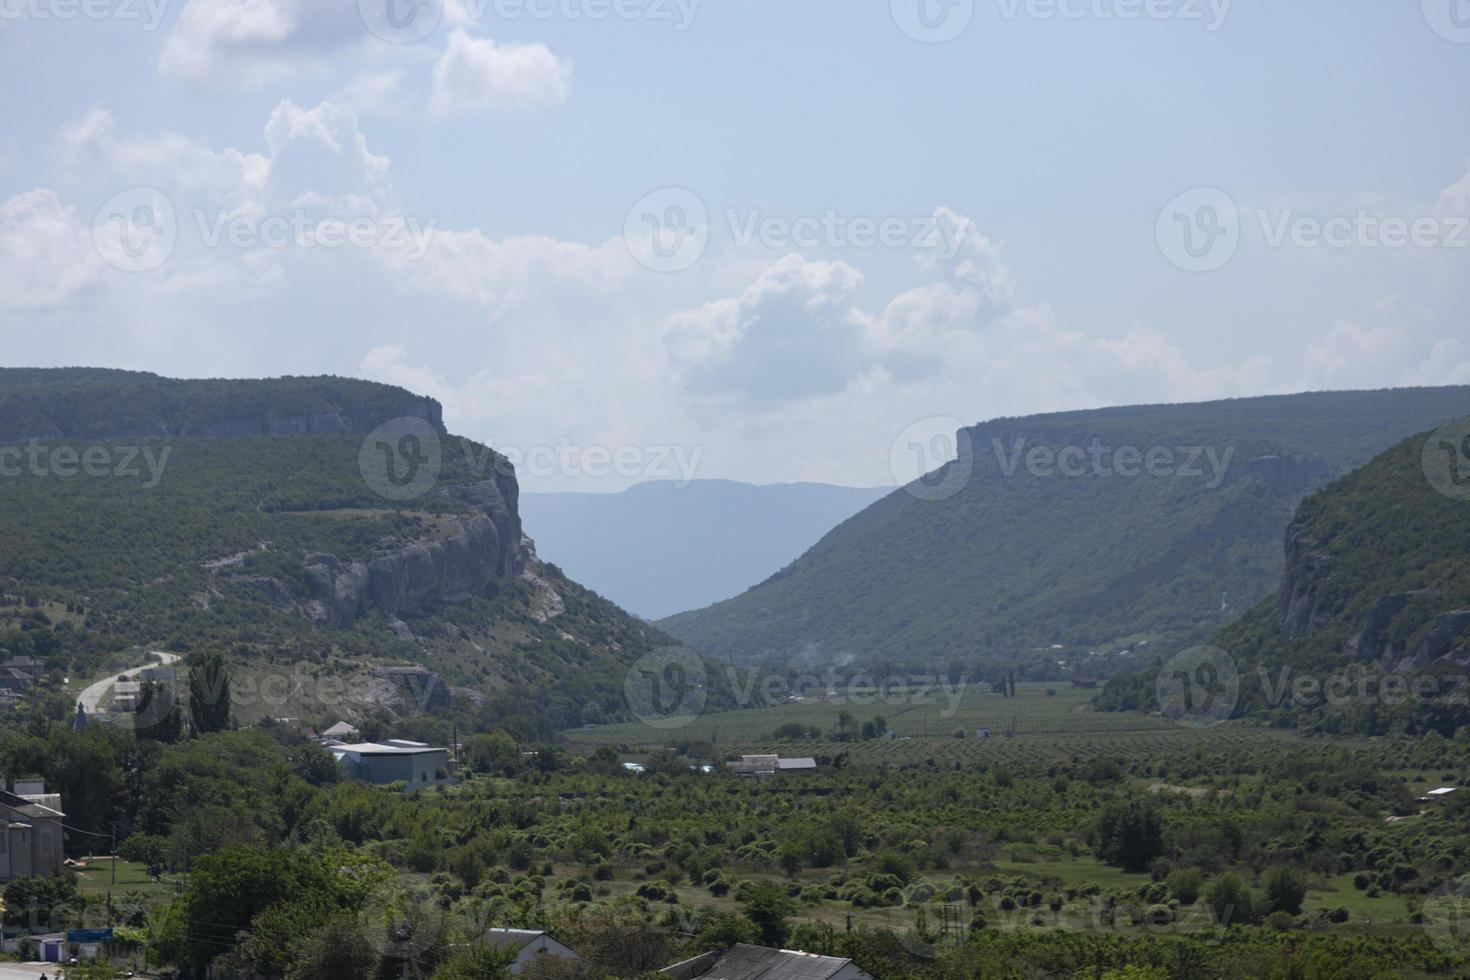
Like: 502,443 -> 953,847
0,369 -> 445,442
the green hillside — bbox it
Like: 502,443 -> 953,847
1206,422 -> 1470,734
0,371 -> 680,736
659,388 -> 1470,672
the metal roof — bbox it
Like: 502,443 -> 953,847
329,742 -> 448,757
662,944 -> 864,980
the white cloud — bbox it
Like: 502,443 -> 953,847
1401,339 -> 1470,387
1433,160 -> 1470,218
158,0 -> 351,87
428,30 -> 572,116
1304,319 -> 1409,387
0,190 -> 100,309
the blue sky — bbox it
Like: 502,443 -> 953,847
2,0 -> 1468,490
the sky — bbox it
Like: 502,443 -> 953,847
2,0 -> 1469,491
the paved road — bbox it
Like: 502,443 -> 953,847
0,964 -> 64,979
76,651 -> 182,715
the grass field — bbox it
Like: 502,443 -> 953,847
74,858 -> 180,898
567,681 -> 1310,769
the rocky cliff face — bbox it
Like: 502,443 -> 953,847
1276,520 -> 1333,640
1270,433 -> 1470,668
300,477 -> 525,629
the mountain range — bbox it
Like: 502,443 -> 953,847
0,368 -> 679,736
659,387 -> 1470,672
520,480 -> 890,619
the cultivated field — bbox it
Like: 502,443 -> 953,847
566,681 -> 1309,769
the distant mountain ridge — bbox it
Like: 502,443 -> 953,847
659,387 -> 1470,671
520,480 -> 890,619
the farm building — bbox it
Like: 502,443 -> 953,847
329,741 -> 449,786
726,755 -> 817,777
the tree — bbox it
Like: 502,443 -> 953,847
120,832 -> 168,878
4,875 -> 81,931
1095,800 -> 1164,873
285,912 -> 380,980
1263,864 -> 1306,916
741,880 -> 796,947
1166,867 -> 1203,905
1204,873 -> 1255,927
188,651 -> 232,734
291,742 -> 342,787
135,680 -> 182,743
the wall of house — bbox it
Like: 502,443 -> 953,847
358,751 -> 447,785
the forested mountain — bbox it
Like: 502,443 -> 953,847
1201,421 -> 1470,734
659,388 -> 1470,671
0,368 -> 443,440
0,369 -> 683,736
521,480 -> 890,619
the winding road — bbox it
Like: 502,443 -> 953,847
76,651 -> 182,716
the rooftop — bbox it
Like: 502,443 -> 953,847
483,928 -> 548,951
329,742 -> 448,756
662,944 -> 865,980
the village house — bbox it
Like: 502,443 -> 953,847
662,943 -> 873,980
0,780 -> 64,880
483,928 -> 580,975
316,720 -> 362,743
